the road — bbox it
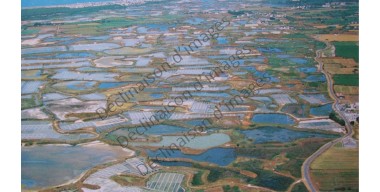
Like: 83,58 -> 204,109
301,42 -> 354,192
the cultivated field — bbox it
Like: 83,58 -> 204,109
311,143 -> 359,191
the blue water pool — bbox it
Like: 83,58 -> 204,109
252,113 -> 295,125
241,126 -> 337,143
154,161 -> 193,167
217,37 -> 229,44
98,82 -> 129,89
151,93 -> 164,99
297,67 -> 317,73
147,147 -> 236,166
310,103 -> 333,116
304,75 -> 326,82
64,81 -> 96,91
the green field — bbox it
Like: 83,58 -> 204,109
237,139 -> 335,178
333,42 -> 359,62
233,160 -> 294,191
191,170 -> 204,186
333,74 -> 359,86
291,182 -> 308,192
222,185 -> 242,192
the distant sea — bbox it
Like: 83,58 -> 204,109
22,0 -> 113,8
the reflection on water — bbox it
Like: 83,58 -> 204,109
22,143 -> 129,189
147,147 -> 236,166
241,126 -> 337,144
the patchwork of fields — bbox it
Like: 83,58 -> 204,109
21,0 -> 359,191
